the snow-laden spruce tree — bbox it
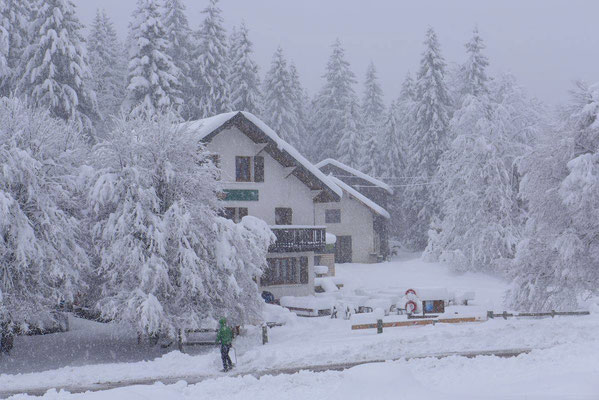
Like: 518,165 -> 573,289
361,61 -> 385,127
0,0 -> 32,96
89,113 -> 272,338
403,28 -> 452,249
425,30 -> 540,273
262,47 -> 296,143
18,0 -> 98,138
310,39 -> 358,161
189,0 -> 230,119
229,22 -> 261,116
361,124 -> 380,177
288,62 -> 310,153
0,4 -> 7,84
87,9 -> 127,127
125,0 -> 181,118
0,97 -> 88,331
162,0 -> 194,119
426,95 -> 521,272
359,61 -> 385,175
460,27 -> 489,99
379,100 -> 404,180
336,99 -> 362,168
509,82 -> 599,311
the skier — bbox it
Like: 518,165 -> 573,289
216,317 -> 234,372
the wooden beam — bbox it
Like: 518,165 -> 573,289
284,167 -> 297,179
351,317 -> 479,330
254,143 -> 269,156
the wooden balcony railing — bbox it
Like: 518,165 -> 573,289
269,225 -> 326,253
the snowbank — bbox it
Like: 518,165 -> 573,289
314,277 -> 338,293
10,337 -> 599,399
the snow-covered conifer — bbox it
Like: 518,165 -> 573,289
88,9 -> 127,126
0,0 -> 32,96
288,62 -> 310,152
361,61 -> 385,126
403,28 -> 451,249
262,47 -> 296,143
0,97 -> 88,330
229,22 -> 261,116
379,101 -> 404,180
425,94 -> 520,272
509,82 -> 599,311
425,33 -> 540,273
18,0 -> 98,137
125,0 -> 181,118
310,39 -> 358,161
162,0 -> 194,119
189,0 -> 230,119
336,99 -> 362,168
360,124 -> 380,177
461,27 -> 489,99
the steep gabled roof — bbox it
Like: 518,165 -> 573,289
183,111 -> 342,201
315,158 -> 393,194
328,176 -> 391,219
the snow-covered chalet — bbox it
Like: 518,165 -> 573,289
185,111 -> 391,300
316,159 -> 392,263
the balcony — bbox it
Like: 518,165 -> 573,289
269,225 -> 326,253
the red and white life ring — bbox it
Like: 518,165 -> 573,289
405,300 -> 418,314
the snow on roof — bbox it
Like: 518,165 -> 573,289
182,111 -> 238,140
315,158 -> 393,194
328,176 -> 391,219
183,112 -> 342,199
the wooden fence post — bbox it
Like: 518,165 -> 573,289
377,319 -> 383,334
177,329 -> 183,352
262,325 -> 268,345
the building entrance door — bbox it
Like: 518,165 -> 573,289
335,236 -> 352,263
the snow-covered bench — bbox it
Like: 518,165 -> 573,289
280,296 -> 334,317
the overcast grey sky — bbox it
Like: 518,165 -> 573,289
74,0 -> 599,106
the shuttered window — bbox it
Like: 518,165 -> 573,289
299,256 -> 309,284
254,156 -> 264,182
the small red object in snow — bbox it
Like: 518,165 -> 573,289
405,300 -> 417,314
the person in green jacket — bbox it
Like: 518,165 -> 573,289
216,317 -> 234,371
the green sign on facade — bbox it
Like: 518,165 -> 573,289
223,189 -> 259,201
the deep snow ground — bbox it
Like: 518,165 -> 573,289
2,253 -> 598,398
7,338 -> 599,399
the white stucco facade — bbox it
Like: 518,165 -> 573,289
203,125 -> 326,300
206,126 -> 318,226
315,193 -> 378,264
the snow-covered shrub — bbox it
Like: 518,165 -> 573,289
213,216 -> 275,325
89,113 -> 271,339
0,97 -> 88,329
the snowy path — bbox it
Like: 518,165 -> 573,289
0,347 -> 532,398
